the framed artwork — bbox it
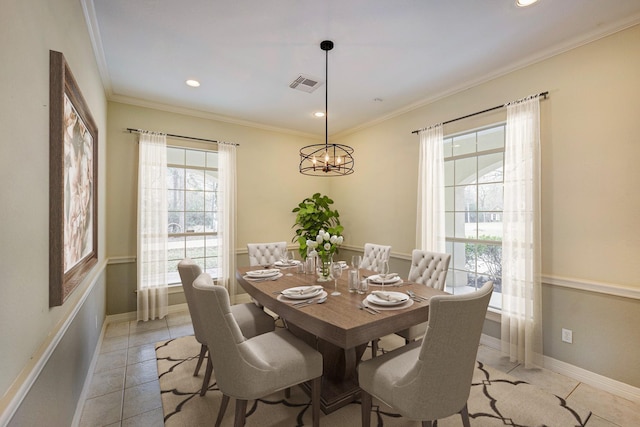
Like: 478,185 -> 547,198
49,50 -> 98,307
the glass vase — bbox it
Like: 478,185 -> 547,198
317,255 -> 333,282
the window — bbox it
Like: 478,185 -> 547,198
166,146 -> 219,285
444,124 -> 504,310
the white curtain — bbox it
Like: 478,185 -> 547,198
137,132 -> 168,321
416,124 -> 445,252
217,143 -> 237,300
501,95 -> 543,368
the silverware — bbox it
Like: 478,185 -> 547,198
292,296 -> 326,307
407,290 -> 427,301
358,302 -> 379,314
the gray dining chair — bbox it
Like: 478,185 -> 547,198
178,258 -> 276,395
191,272 -> 323,427
358,281 -> 493,427
359,243 -> 391,272
247,241 -> 287,266
394,249 -> 451,346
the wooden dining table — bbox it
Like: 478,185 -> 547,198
236,265 -> 447,414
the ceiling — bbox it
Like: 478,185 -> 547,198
85,0 -> 640,137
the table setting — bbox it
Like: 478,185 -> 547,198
361,290 -> 414,311
242,268 -> 283,281
275,285 -> 328,306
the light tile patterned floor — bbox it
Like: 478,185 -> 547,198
79,310 -> 640,426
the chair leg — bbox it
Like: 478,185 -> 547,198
215,395 -> 230,427
234,399 -> 247,427
459,403 -> 471,427
371,339 -> 379,358
361,390 -> 372,427
200,356 -> 213,396
311,377 -> 321,427
193,344 -> 207,376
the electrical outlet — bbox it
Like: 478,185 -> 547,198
561,328 -> 573,344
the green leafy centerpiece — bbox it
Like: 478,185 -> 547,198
292,193 -> 344,280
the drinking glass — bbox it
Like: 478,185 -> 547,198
351,255 -> 362,269
330,262 -> 343,296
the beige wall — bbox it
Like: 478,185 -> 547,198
0,0 -> 108,421
335,26 -> 640,286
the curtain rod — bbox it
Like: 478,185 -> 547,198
411,91 -> 548,135
126,128 -> 239,146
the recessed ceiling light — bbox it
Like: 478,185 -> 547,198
185,79 -> 200,87
314,111 -> 325,118
516,0 -> 538,7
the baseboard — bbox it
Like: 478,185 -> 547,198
105,302 -> 190,325
479,333 -> 640,403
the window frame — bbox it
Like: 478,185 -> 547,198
166,145 -> 220,286
443,123 -> 505,311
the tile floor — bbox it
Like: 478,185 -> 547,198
79,309 -> 640,426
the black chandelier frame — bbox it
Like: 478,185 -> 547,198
299,40 -> 355,177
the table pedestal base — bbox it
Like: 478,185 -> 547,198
287,323 -> 367,414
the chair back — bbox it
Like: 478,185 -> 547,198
247,241 -> 287,266
395,281 -> 493,420
360,243 -> 391,272
191,273 -> 280,396
177,258 -> 207,344
407,249 -> 451,290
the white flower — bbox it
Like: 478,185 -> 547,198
337,236 -> 344,244
323,231 -> 330,241
306,239 -> 314,247
316,234 -> 324,244
330,235 -> 338,244
309,249 -> 318,257
324,242 -> 331,251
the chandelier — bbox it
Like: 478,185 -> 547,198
299,40 -> 354,176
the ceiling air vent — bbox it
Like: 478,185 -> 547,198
289,74 -> 323,93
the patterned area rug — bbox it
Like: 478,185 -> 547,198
156,335 -> 592,426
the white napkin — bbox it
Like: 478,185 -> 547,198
371,291 -> 404,302
282,285 -> 323,296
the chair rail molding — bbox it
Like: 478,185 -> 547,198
542,274 -> 640,300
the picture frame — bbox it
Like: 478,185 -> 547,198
49,50 -> 98,307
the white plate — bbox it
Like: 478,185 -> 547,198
246,269 -> 280,278
368,274 -> 401,284
366,291 -> 410,306
274,260 -> 301,267
281,286 -> 324,300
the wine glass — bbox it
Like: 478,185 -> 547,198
378,259 -> 389,287
330,262 -> 343,296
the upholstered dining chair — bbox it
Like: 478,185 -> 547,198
358,281 -> 493,427
394,249 -> 451,346
191,272 -> 323,427
359,243 -> 392,357
359,243 -> 391,272
247,241 -> 287,266
177,258 -> 276,395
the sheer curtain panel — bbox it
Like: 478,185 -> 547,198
137,132 -> 169,321
416,124 -> 445,252
218,144 -> 237,300
501,96 -> 543,368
